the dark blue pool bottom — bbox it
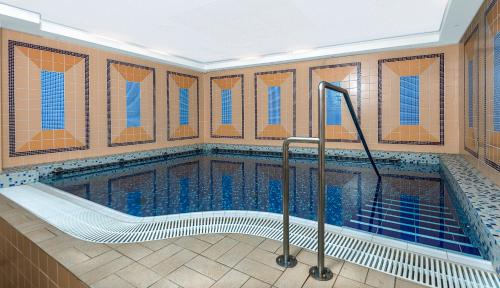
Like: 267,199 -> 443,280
41,152 -> 481,257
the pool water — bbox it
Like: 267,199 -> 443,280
41,151 -> 481,257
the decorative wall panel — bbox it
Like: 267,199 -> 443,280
309,63 -> 361,142
8,41 -> 89,156
167,71 -> 199,140
464,26 -> 480,157
485,0 -> 500,171
107,59 -> 155,146
254,69 -> 296,140
378,54 -> 444,145
210,75 -> 244,138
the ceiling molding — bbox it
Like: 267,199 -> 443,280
0,1 -> 481,72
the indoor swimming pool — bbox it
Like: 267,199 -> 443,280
41,150 -> 482,259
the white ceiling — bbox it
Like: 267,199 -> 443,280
0,0 -> 483,71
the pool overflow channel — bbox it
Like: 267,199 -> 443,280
278,82 -> 381,281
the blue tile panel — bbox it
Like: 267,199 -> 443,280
268,86 -> 281,125
327,81 -> 342,125
179,88 -> 189,126
127,191 -> 142,216
126,81 -> 141,127
400,75 -> 420,125
221,89 -> 232,124
41,70 -> 65,130
222,174 -> 232,210
468,60 -> 474,128
494,33 -> 500,131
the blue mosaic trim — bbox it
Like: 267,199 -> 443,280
440,155 -> 500,274
0,170 -> 38,188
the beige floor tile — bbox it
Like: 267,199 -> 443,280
365,269 -> 395,288
72,250 -> 122,276
116,243 -> 153,261
194,233 -> 225,244
235,258 -> 282,285
339,262 -> 369,283
91,274 -> 134,288
174,236 -> 212,253
296,250 -> 344,274
334,275 -> 374,288
141,239 -> 175,251
395,278 -> 425,288
25,228 -> 56,243
303,274 -> 337,288
149,278 -> 180,288
152,249 -> 197,276
201,236 -> 238,260
274,262 -> 310,288
116,262 -> 162,288
139,244 -> 183,268
228,234 -> 265,246
166,266 -> 215,288
74,241 -> 111,258
258,239 -> 281,253
217,241 -> 256,267
211,269 -> 250,288
185,255 -> 230,280
247,248 -> 285,271
53,247 -> 91,268
80,256 -> 134,284
241,277 -> 271,288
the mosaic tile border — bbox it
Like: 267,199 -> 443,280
209,74 -> 245,139
463,25 -> 480,158
254,69 -> 296,140
166,71 -> 200,141
440,155 -> 500,273
377,53 -> 445,145
106,59 -> 156,147
8,40 -> 90,157
484,0 -> 500,172
308,62 -> 362,143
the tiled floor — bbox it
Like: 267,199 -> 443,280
0,195 -> 427,288
44,231 -> 427,288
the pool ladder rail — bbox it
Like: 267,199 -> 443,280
277,81 -> 380,281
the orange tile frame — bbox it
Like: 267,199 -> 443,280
167,71 -> 200,141
378,54 -> 444,145
107,59 -> 156,147
8,40 -> 89,157
309,63 -> 361,142
464,25 -> 480,157
210,74 -> 244,138
254,69 -> 296,140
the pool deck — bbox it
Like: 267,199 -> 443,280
0,194 -> 425,288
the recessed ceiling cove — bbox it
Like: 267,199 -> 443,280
0,0 -> 482,70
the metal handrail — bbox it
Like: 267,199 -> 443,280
319,81 -> 380,177
276,137 -> 319,268
277,81 -> 380,281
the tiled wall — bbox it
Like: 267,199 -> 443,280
0,29 -> 464,170
1,29 -> 203,169
0,217 -> 88,288
203,46 -> 460,154
460,0 -> 500,184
